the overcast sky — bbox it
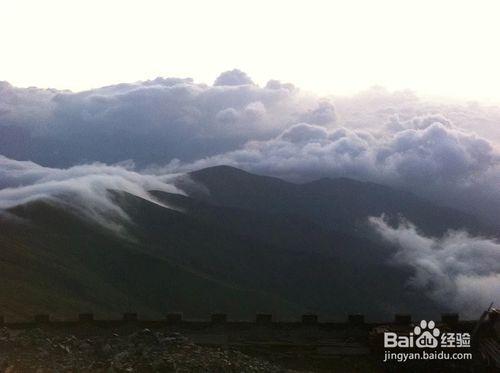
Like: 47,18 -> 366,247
1,0 -> 500,101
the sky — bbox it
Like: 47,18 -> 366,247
1,0 -> 500,101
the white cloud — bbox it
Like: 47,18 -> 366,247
0,70 -> 324,167
213,69 -> 255,86
369,215 -> 500,317
2,71 -> 500,223
168,115 -> 500,223
215,107 -> 239,125
0,156 -> 180,229
279,123 -> 329,143
301,101 -> 337,125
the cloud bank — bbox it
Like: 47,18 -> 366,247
370,215 -> 500,317
2,70 -> 500,223
0,70 -> 325,167
0,156 -> 180,228
1,72 -> 499,313
166,114 -> 500,223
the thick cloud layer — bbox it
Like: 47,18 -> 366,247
1,71 -> 500,223
0,156 -> 180,229
176,115 -> 497,185
0,72 -> 325,167
369,215 -> 500,317
167,115 -> 500,223
1,73 -> 499,313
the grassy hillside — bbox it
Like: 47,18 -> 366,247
0,201 -> 300,320
2,166 -> 489,320
187,165 -> 490,237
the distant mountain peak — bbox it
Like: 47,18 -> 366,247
189,165 -> 292,188
190,164 -> 251,176
183,165 -> 488,238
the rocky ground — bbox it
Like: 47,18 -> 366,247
0,327 -> 307,372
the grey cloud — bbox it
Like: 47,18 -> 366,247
300,101 -> 336,125
265,80 -> 296,91
175,116 -> 497,184
333,86 -> 500,144
0,71 -> 321,167
387,114 -> 453,133
213,69 -> 255,86
243,101 -> 266,121
279,123 -> 329,143
0,81 -> 56,133
214,101 -> 267,128
168,117 -> 500,223
215,107 -> 240,125
369,215 -> 500,317
2,72 -> 500,223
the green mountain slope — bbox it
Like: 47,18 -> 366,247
1,165 -> 489,321
186,165 -> 490,237
0,201 -> 300,320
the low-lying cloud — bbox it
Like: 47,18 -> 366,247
2,70 -> 500,223
1,71 -> 499,313
0,156 -> 180,229
166,115 -> 500,223
369,215 -> 500,317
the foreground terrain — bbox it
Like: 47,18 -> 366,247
0,316 -> 487,373
0,327 -> 307,373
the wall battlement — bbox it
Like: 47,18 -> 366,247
0,312 -> 472,330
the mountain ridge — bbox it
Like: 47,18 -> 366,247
185,165 -> 490,238
0,165 -> 491,320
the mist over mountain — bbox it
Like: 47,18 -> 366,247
0,164 -> 498,319
370,215 -> 500,316
2,71 -> 500,224
1,71 -> 499,320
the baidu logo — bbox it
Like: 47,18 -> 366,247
414,320 -> 440,348
384,320 -> 440,348
383,319 -> 473,362
384,319 -> 470,349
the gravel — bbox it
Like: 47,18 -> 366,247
0,327 -> 306,372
